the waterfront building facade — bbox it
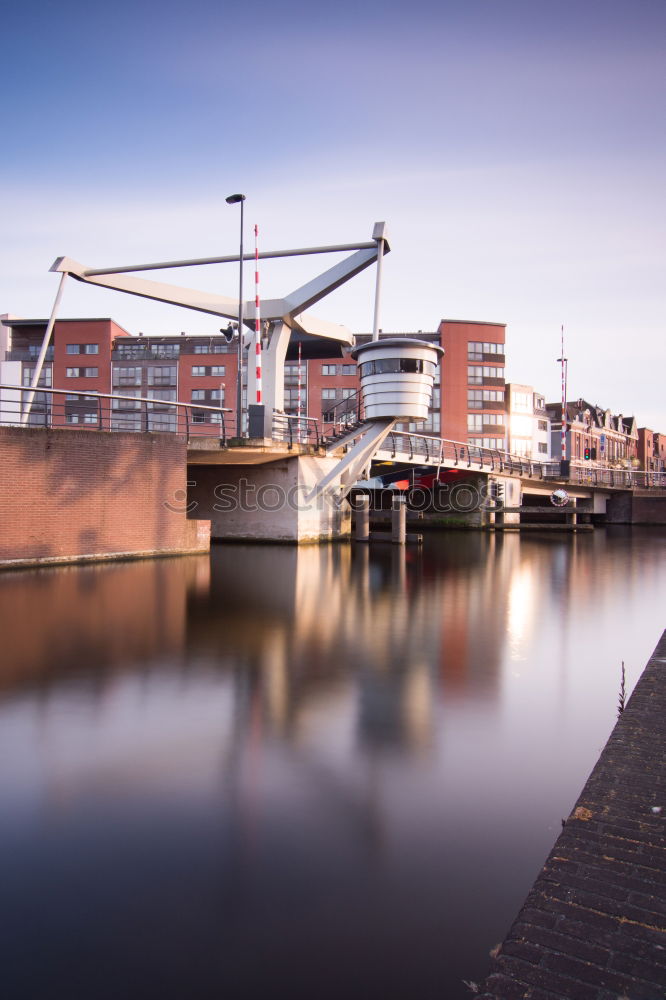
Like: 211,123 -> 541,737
505,382 -> 550,460
547,400 -> 639,468
2,317 -> 658,468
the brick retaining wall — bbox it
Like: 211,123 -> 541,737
0,427 -> 209,567
478,631 -> 666,1000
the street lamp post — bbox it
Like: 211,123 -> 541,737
226,193 -> 246,437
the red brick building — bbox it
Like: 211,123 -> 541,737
438,319 -> 506,449
1,316 -> 506,447
638,427 -> 666,472
1,318 -> 131,428
8,316 -> 655,469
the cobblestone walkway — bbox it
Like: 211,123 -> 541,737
478,630 -> 666,1000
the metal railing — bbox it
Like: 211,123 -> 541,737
322,389 -> 363,436
272,410 -> 320,449
0,384 -> 235,444
561,464 -> 666,490
377,432 -> 517,474
2,383 -> 664,489
372,431 -> 666,489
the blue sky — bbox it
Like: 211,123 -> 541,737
3,0 -> 665,428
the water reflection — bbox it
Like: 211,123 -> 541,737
0,529 -> 665,1000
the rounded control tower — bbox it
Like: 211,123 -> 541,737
351,338 -> 444,421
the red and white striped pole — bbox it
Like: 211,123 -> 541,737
254,224 -> 262,405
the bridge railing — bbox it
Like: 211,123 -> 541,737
322,389 -> 363,436
377,431 -> 546,477
564,464 -> 666,489
374,431 -> 666,489
0,384 -> 236,444
272,410 -> 320,449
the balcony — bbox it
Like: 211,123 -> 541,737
482,376 -> 505,387
6,349 -> 55,362
112,348 -> 180,361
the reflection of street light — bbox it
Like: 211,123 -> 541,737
226,193 -> 246,437
557,325 -> 568,473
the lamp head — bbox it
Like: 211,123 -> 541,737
225,193 -> 246,204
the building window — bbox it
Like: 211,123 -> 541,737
468,414 -> 483,431
470,389 -> 506,402
321,364 -> 337,375
360,358 -> 436,377
83,368 -> 98,377
482,366 -> 503,379
538,419 -> 548,431
150,345 -> 180,359
66,343 -> 99,355
538,442 -> 548,454
23,367 -> 52,387
148,366 -> 177,385
512,392 -> 531,410
469,436 -> 505,450
431,387 -> 440,409
148,389 -> 176,402
113,367 -> 141,385
191,389 -> 205,401
341,364 -> 356,376
211,366 -> 225,376
322,388 -> 336,400
192,366 -> 206,376
66,367 -> 97,377
468,341 -> 503,358
467,366 -> 483,384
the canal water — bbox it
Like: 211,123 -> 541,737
1,527 -> 665,1000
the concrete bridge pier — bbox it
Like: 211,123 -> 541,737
188,452 -> 352,544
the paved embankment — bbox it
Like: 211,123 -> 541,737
478,631 -> 666,1000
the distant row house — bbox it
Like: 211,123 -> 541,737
546,399 -> 639,468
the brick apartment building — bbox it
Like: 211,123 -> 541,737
0,319 -> 239,433
306,319 -> 507,448
1,317 -> 510,449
